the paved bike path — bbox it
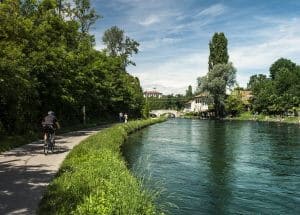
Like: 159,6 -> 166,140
0,125 -> 111,215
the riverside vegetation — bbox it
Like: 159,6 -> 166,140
196,33 -> 299,120
0,0 -> 149,150
38,118 -> 166,215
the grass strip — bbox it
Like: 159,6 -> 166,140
38,118 -> 166,215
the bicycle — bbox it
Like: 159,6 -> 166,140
43,128 -> 55,155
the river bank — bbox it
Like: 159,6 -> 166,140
38,118 -> 166,215
180,112 -> 300,124
226,111 -> 300,124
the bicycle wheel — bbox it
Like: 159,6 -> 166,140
50,134 -> 54,153
44,140 -> 48,155
44,133 -> 50,155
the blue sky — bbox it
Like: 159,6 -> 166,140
90,0 -> 300,94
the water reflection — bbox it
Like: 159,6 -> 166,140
122,119 -> 300,214
204,121 -> 238,214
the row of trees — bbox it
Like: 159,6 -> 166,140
146,94 -> 187,111
197,32 -> 299,117
225,58 -> 300,117
247,58 -> 300,115
0,0 -> 145,135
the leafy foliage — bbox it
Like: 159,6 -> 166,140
248,58 -> 300,115
225,89 -> 245,116
102,26 -> 139,67
208,32 -> 229,72
185,85 -> 193,99
269,58 -> 297,80
147,94 -> 187,110
0,0 -> 145,135
198,63 -> 237,117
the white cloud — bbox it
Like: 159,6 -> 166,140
138,15 -> 160,26
94,43 -> 105,51
129,53 -> 209,94
230,17 -> 300,71
92,1 -> 300,93
217,17 -> 300,88
140,37 -> 182,50
132,17 -> 300,92
196,3 -> 226,17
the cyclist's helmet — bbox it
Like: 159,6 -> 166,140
48,111 -> 55,115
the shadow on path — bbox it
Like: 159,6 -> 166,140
0,125 -> 111,214
0,161 -> 55,214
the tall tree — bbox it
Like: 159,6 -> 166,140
102,26 -> 139,67
208,32 -> 229,72
73,0 -> 100,34
247,74 -> 267,90
198,33 -> 235,117
201,63 -> 236,117
185,85 -> 193,99
269,58 -> 297,80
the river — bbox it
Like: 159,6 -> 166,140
122,119 -> 300,214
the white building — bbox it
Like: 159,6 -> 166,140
143,90 -> 162,98
183,93 -> 209,113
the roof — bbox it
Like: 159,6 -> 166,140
194,92 -> 210,98
144,91 -> 162,94
185,100 -> 193,104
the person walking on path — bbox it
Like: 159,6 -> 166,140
119,112 -> 124,122
124,113 -> 128,123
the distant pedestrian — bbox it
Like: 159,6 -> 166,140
124,113 -> 128,123
119,112 -> 124,122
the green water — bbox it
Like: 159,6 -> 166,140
122,119 -> 300,214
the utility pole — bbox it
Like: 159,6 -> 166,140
82,105 -> 86,125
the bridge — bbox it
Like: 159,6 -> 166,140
150,109 -> 181,118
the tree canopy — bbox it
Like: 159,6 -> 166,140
248,58 -> 300,115
208,32 -> 229,72
0,0 -> 145,135
102,26 -> 139,67
185,85 -> 193,99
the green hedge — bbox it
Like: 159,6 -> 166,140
38,118 -> 166,215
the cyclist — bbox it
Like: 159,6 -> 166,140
42,111 -> 60,144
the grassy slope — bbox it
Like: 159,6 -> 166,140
38,118 -> 166,215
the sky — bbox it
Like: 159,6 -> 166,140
90,0 -> 300,94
